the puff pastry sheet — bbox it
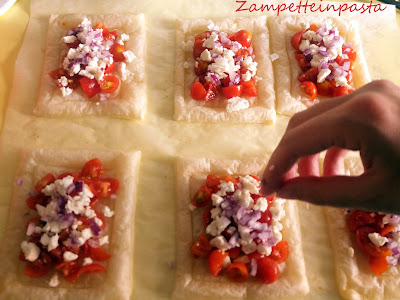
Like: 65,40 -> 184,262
325,156 -> 400,300
268,15 -> 371,116
0,148 -> 141,300
173,156 -> 309,299
174,16 -> 276,124
34,14 -> 146,119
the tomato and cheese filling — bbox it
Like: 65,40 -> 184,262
190,174 -> 288,284
49,18 -> 135,100
20,158 -> 118,286
347,210 -> 400,275
291,22 -> 357,100
190,23 -> 259,113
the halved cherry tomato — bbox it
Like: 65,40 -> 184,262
80,158 -> 103,179
241,79 -> 257,97
35,173 -> 56,194
346,48 -> 357,61
49,68 -> 66,80
56,261 -> 80,282
299,58 -> 311,72
291,30 -> 305,51
298,67 -> 319,83
87,245 -> 111,261
232,30 -> 252,48
316,80 -> 333,97
104,61 -> 116,74
346,71 -> 353,84
26,194 -> 48,210
227,247 -> 241,259
95,211 -> 106,231
380,225 -> 395,237
203,82 -> 218,102
208,250 -> 228,277
256,256 -> 279,284
219,175 -> 238,186
225,262 -> 249,282
369,255 -> 390,275
193,38 -> 206,59
192,185 -> 211,207
195,60 -> 209,76
103,30 -> 118,41
355,226 -> 391,257
347,210 -> 375,232
294,50 -> 304,61
269,241 -> 289,264
202,207 -> 212,228
332,86 -> 349,97
109,43 -> 127,62
90,178 -> 119,198
79,77 -> 101,98
74,264 -> 106,280
248,250 -> 263,261
99,75 -> 119,93
190,81 -> 207,101
190,234 -> 212,258
205,174 -> 221,193
299,81 -> 317,101
24,261 -> 51,278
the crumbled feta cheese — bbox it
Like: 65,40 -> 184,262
253,197 -> 268,212
206,220 -> 218,236
210,235 -> 230,251
83,257 -> 93,266
21,241 -> 40,262
188,203 -> 196,211
62,35 -> 77,44
241,71 -> 252,82
217,181 -> 235,197
212,194 -> 224,207
210,207 -> 222,219
122,50 -> 136,62
257,244 -> 272,256
98,235 -> 109,246
183,62 -> 190,69
202,32 -> 219,48
48,234 -> 59,252
270,53 -> 279,62
200,49 -> 212,62
299,39 -> 310,52
58,76 -> 69,87
234,189 -> 253,208
63,251 -> 78,261
317,68 -> 331,83
118,62 -> 131,81
49,273 -> 60,287
103,206 -> 115,217
120,33 -> 129,42
242,241 -> 257,254
348,246 -> 355,258
226,97 -> 249,113
368,233 -> 388,247
40,233 -> 51,246
240,175 -> 260,194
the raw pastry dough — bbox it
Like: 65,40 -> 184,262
173,156 -> 309,299
34,14 -> 146,119
268,15 -> 371,116
175,16 -> 276,124
0,148 -> 141,300
325,156 -> 400,300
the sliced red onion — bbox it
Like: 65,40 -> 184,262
231,42 -> 240,53
319,46 -> 327,52
258,228 -> 274,241
66,184 -> 75,195
342,61 -> 350,71
67,29 -> 77,36
99,94 -> 109,102
303,48 -> 311,56
16,179 -> 23,185
250,258 -> 257,276
70,234 -> 78,247
88,239 -> 99,248
247,211 -> 262,227
89,218 -> 102,236
253,222 -> 269,232
229,231 -> 240,247
26,222 -> 36,236
343,42 -> 353,48
319,50 -> 329,57
220,33 -> 230,44
342,48 -> 350,55
304,53 -> 312,62
231,73 -> 241,86
390,215 -> 400,224
248,46 -> 253,55
62,213 -> 75,224
75,181 -> 83,193
213,40 -> 222,48
387,256 -> 398,266
392,247 -> 400,256
320,61 -> 329,69
208,72 -> 221,86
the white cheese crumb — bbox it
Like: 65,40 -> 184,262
103,206 -> 115,218
348,246 -> 355,258
257,244 -> 272,256
317,68 -> 331,83
200,49 -> 212,62
210,235 -> 230,251
253,197 -> 268,212
270,53 -> 279,61
368,232 -> 388,247
99,235 -> 109,246
83,257 -> 94,266
21,241 -> 40,262
183,61 -> 190,69
63,251 -> 78,261
122,50 -> 136,63
49,273 -> 60,287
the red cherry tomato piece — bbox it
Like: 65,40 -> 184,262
49,68 -> 66,80
109,43 -> 127,62
298,67 -> 319,83
88,245 -> 111,261
35,173 -> 56,194
205,174 -> 221,193
355,226 -> 391,257
232,30 -> 252,48
80,158 -> 103,179
369,255 -> 390,275
99,75 -> 119,93
256,256 -> 280,284
104,61 -> 116,74
269,240 -> 289,264
299,81 -> 317,101
225,262 -> 249,282
347,210 -> 376,232
208,250 -> 228,277
241,79 -> 257,97
332,86 -> 349,97
291,30 -> 305,51
193,38 -> 206,59
192,185 -> 211,207
316,80 -> 333,97
190,81 -> 207,101
227,247 -> 241,259
79,77 -> 101,98
190,234 -> 212,258
203,82 -> 218,102
222,85 -> 242,99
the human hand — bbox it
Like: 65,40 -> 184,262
261,80 -> 400,214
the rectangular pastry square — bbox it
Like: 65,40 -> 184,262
34,14 -> 146,119
0,148 -> 141,300
268,15 -> 371,116
325,156 -> 400,300
173,156 -> 309,299
174,16 -> 276,124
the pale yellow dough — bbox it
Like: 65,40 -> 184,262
268,15 -> 371,116
174,16 -> 276,124
0,148 -> 141,300
325,156 -> 400,300
34,14 -> 146,119
173,156 -> 309,299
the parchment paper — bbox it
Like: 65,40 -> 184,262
0,0 -> 399,299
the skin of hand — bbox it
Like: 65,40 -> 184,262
261,80 -> 400,214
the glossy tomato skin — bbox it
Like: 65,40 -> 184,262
203,82 -> 218,102
205,174 -> 221,193
298,67 -> 318,83
225,262 -> 249,282
291,30 -> 305,51
369,255 -> 390,275
270,241 -> 289,264
222,85 -> 242,99
232,30 -> 252,48
35,173 -> 56,194
109,43 -> 127,62
79,77 -> 101,98
256,256 -> 280,284
191,234 -> 212,258
190,81 -> 207,101
316,80 -> 333,97
99,75 -> 119,93
332,86 -> 349,97
192,185 -> 211,207
241,79 -> 257,97
80,158 -> 103,179
347,210 -> 375,232
355,226 -> 391,257
208,250 -> 229,277
299,81 -> 317,101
